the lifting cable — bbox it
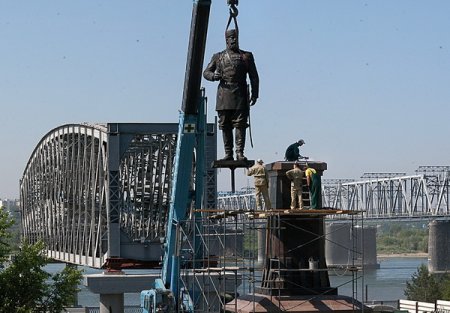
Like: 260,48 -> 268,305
226,0 -> 239,33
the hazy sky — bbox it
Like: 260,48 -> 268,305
1,1 -> 449,198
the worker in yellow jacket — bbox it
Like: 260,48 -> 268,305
304,164 -> 322,209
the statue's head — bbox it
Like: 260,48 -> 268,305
225,29 -> 239,51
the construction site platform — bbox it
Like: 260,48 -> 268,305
225,293 -> 369,313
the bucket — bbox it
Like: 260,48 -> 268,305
308,257 -> 318,270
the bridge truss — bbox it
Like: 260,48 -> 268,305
218,168 -> 450,220
217,189 -> 256,211
323,168 -> 450,219
20,123 -> 217,268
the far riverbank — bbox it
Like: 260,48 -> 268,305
377,252 -> 428,259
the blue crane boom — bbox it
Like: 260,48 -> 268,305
162,0 -> 211,287
141,0 -> 213,312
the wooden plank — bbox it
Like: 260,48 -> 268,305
194,266 -> 240,272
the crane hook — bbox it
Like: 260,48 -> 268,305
229,5 -> 238,18
227,0 -> 239,18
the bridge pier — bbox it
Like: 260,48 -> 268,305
325,222 -> 379,269
99,294 -> 124,313
84,272 -> 158,312
257,225 -> 266,267
428,220 -> 450,273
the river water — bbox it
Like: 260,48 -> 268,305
329,256 -> 428,303
45,256 -> 427,307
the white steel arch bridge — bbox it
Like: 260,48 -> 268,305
20,122 -> 217,268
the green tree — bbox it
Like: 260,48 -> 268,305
377,222 -> 428,254
404,264 -> 442,302
0,206 -> 83,312
0,206 -> 14,263
441,275 -> 450,301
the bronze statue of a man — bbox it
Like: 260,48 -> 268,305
203,29 -> 259,161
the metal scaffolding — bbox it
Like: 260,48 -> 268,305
174,209 -> 260,312
215,194 -> 373,309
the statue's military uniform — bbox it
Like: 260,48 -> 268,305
203,47 -> 259,160
204,49 -> 259,112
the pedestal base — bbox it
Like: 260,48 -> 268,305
225,294 -> 370,313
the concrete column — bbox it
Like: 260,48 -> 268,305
257,226 -> 266,267
325,222 -> 379,269
428,220 -> 450,273
99,294 -> 124,313
84,273 -> 158,312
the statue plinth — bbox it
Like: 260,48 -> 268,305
257,160 -> 335,296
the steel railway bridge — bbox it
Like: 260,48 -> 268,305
20,123 -> 217,268
322,167 -> 450,219
217,167 -> 450,220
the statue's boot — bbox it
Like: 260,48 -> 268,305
235,128 -> 247,161
221,129 -> 234,161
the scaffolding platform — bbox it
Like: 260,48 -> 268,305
194,208 -> 363,220
194,266 -> 240,273
249,208 -> 363,218
181,160 -> 371,311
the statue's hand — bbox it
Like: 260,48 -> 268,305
250,97 -> 257,106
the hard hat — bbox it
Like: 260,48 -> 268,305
257,159 -> 263,164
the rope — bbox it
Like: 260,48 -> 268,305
226,2 -> 239,33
